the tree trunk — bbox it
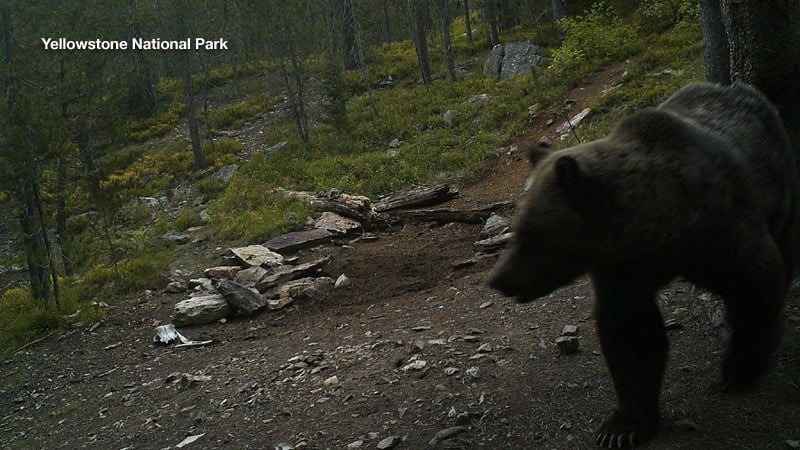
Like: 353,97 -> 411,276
551,0 -> 566,41
342,0 -> 359,69
2,6 -> 54,304
463,0 -> 474,45
484,0 -> 500,46
379,0 -> 393,42
407,0 -> 433,85
183,56 -> 207,169
438,0 -> 456,83
719,0 -> 800,150
699,0 -> 730,84
348,0 -> 379,116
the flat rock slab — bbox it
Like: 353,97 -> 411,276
264,229 -> 333,254
203,266 -> 242,279
234,266 -> 269,288
216,279 -> 266,314
255,257 -> 330,292
315,211 -> 361,235
173,294 -> 231,327
264,276 -> 335,301
230,245 -> 284,267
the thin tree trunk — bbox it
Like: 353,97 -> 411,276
348,0 -> 379,116
183,53 -> 207,169
463,0 -> 474,45
342,0 -> 359,69
551,0 -> 566,41
407,0 -> 433,85
438,0 -> 456,83
2,6 -> 53,304
484,0 -> 500,46
379,0 -> 393,42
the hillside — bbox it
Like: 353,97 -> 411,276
3,38 -> 800,450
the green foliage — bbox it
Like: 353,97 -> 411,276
208,189 -> 309,241
125,101 -> 184,143
153,208 -> 204,235
204,139 -> 244,168
100,141 -> 193,199
637,0 -> 700,31
210,99 -> 271,131
562,21 -> 704,144
549,3 -> 641,80
81,251 -> 171,296
0,284 -> 104,361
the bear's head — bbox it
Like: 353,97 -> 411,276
489,139 -> 602,302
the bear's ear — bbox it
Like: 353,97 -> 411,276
527,139 -> 553,167
555,156 -> 583,194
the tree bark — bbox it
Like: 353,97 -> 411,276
699,0 -> 730,84
438,0 -> 456,83
484,0 -> 500,46
406,0 -> 433,85
182,55 -> 207,169
463,0 -> 474,45
342,0 -> 359,69
719,0 -> 800,150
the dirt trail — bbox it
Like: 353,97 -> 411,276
2,63 -> 799,450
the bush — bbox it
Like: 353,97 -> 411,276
549,3 -> 641,80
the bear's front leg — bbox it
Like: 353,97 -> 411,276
593,274 -> 668,448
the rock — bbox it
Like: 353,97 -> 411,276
555,335 -> 579,354
389,138 -> 402,148
199,209 -> 211,222
234,266 -> 269,288
204,266 -> 242,280
673,418 -> 698,431
210,164 -> 239,184
267,297 -> 294,310
443,109 -> 459,127
477,343 -> 494,353
255,257 -> 330,292
335,274 -> 351,289
263,229 -> 334,254
483,44 -> 504,80
480,213 -> 509,238
347,440 -> 364,449
263,141 -> 288,156
165,281 -> 188,293
473,232 -> 514,253
444,367 -> 459,376
561,325 -> 579,336
264,277 -> 335,301
216,279 -> 266,314
173,294 -> 231,327
376,436 -> 397,449
323,375 -> 339,386
315,212 -> 361,235
161,230 -> 190,245
556,108 -> 592,140
188,277 -> 215,292
464,93 -> 491,104
138,196 -> 164,215
430,426 -> 469,445
230,245 -> 284,268
484,41 -> 543,80
401,358 -> 427,371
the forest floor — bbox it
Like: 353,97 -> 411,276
2,62 -> 800,450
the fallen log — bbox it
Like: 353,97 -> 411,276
374,184 -> 459,212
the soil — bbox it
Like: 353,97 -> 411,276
2,63 -> 800,450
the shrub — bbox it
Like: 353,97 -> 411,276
549,3 -> 641,80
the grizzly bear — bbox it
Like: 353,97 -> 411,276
489,82 -> 797,447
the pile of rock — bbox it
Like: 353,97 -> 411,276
171,244 -> 336,327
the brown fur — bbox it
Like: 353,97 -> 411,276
490,82 -> 797,447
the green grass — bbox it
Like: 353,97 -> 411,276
0,283 -> 105,361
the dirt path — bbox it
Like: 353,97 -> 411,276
2,63 -> 799,450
